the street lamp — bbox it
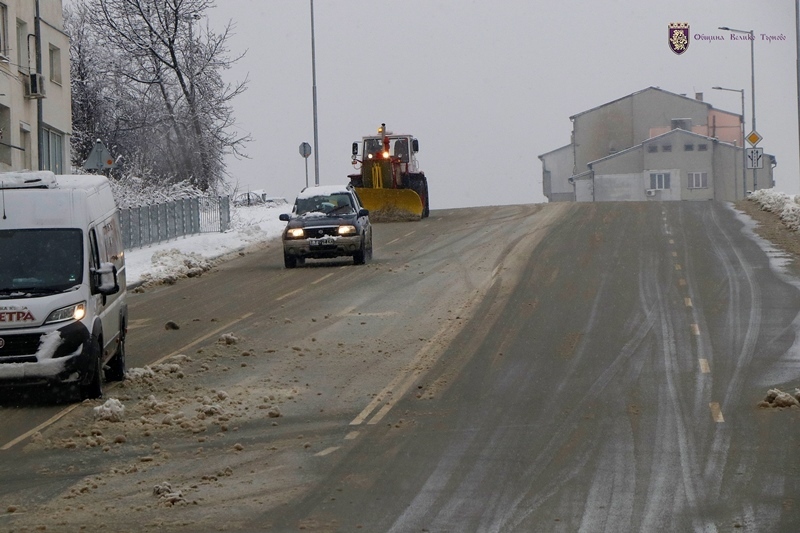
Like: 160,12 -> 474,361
719,26 -> 757,190
309,0 -> 320,186
712,86 -> 746,199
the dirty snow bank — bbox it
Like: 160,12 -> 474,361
748,189 -> 800,231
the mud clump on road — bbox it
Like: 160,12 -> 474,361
758,388 -> 800,409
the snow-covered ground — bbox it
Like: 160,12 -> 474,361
125,203 -> 289,287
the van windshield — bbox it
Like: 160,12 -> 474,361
0,229 -> 83,296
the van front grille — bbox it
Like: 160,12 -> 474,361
0,333 -> 42,360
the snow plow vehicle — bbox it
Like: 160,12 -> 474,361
348,124 -> 429,221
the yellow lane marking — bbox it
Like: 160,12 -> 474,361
1,405 -> 81,451
709,402 -> 725,422
1,313 -> 255,451
685,298 -> 692,307
276,288 -> 304,301
351,319 -> 450,426
314,447 -> 340,457
312,273 -> 335,285
691,324 -> 700,336
675,264 -> 682,271
699,359 -> 711,373
679,279 -> 687,287
345,431 -> 360,440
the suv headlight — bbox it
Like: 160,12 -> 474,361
338,225 -> 357,235
286,228 -> 305,238
45,302 -> 87,325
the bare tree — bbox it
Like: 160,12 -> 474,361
66,0 -> 249,191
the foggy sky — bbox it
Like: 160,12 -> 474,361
208,1 -> 799,208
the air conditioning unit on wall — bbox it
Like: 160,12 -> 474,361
646,189 -> 657,197
25,73 -> 45,99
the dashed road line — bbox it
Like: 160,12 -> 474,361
699,359 -> 711,373
314,447 -> 340,457
709,402 -> 725,423
691,324 -> 700,336
685,297 -> 693,307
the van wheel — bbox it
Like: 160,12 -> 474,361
105,331 -> 126,382
284,253 -> 297,269
80,339 -> 103,400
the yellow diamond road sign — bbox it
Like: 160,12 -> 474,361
746,130 -> 763,146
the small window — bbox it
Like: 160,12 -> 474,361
650,172 -> 671,190
49,45 -> 62,84
647,145 -> 658,153
688,172 -> 708,189
0,4 -> 7,57
697,144 -> 708,151
662,145 -> 672,152
16,19 -> 26,72
684,144 -> 694,151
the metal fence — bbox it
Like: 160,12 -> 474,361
120,196 -> 231,250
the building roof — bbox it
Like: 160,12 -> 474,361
586,128 -> 738,168
569,86 -> 712,120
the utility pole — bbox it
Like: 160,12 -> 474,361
34,0 -> 43,170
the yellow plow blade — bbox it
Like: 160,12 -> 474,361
354,187 -> 424,222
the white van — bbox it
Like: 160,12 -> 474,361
0,171 -> 127,400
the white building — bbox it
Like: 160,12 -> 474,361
0,0 -> 70,173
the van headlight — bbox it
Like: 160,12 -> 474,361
338,225 -> 357,235
286,228 -> 305,238
45,302 -> 87,324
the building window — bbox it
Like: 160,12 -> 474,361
697,144 -> 708,151
16,19 -> 26,72
650,172 -> 671,190
49,45 -> 62,84
0,4 -> 7,58
662,145 -> 672,152
647,144 -> 658,153
0,104 -> 9,166
684,144 -> 694,151
688,172 -> 708,189
42,127 -> 64,174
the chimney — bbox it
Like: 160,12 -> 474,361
695,92 -> 703,101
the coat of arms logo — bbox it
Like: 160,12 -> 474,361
669,22 -> 690,55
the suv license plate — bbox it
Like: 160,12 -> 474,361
311,237 -> 335,246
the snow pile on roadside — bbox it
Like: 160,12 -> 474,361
125,203 -> 288,288
93,398 -> 126,422
748,189 -> 800,231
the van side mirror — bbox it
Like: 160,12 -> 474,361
358,208 -> 369,217
412,139 -> 419,152
91,262 -> 119,296
352,142 -> 359,156
279,213 -> 291,222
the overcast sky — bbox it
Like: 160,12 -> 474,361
207,1 -> 799,208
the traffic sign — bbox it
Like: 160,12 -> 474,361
746,130 -> 762,146
299,142 -> 312,159
84,139 -> 115,170
746,147 -> 763,169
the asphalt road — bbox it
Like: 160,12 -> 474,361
1,201 -> 800,532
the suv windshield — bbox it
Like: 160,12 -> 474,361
0,229 -> 83,296
295,194 -> 355,216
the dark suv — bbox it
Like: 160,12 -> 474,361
279,185 -> 373,268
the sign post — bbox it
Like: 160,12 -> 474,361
299,142 -> 312,188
